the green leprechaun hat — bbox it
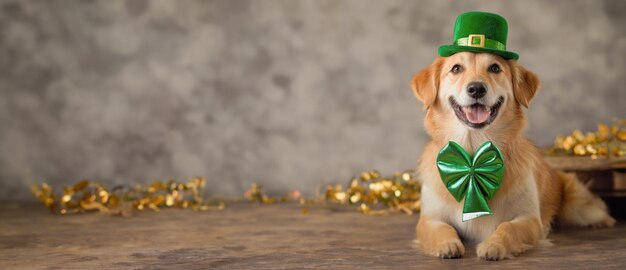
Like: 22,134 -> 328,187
439,11 -> 519,60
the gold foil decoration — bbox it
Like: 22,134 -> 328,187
243,183 -> 310,215
242,170 -> 421,215
243,183 -> 303,204
31,177 -> 224,216
325,170 -> 421,215
548,119 -> 626,158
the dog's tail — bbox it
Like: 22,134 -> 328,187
556,171 -> 616,227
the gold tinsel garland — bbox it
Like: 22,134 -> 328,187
243,170 -> 421,216
323,170 -> 421,215
32,119 -> 624,216
31,170 -> 421,216
31,177 -> 224,216
547,119 -> 626,158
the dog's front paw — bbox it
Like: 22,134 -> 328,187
433,239 -> 465,259
477,240 -> 510,261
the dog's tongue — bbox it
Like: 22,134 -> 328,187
463,105 -> 490,124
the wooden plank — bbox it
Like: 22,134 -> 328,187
544,156 -> 626,171
0,202 -> 625,268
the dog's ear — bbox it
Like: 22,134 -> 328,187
410,58 -> 443,109
510,61 -> 540,108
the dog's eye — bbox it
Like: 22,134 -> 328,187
488,64 -> 501,73
451,64 -> 463,74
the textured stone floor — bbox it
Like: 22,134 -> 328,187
0,202 -> 625,269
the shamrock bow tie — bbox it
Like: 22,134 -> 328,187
436,141 -> 505,221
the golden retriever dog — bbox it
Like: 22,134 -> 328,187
411,52 -> 615,260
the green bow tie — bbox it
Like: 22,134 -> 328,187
436,141 -> 505,221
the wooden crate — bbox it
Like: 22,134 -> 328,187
544,156 -> 626,198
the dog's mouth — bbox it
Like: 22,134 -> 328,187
449,96 -> 504,129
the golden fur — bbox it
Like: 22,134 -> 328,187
411,52 -> 615,260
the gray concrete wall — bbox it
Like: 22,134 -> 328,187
1,0 -> 624,200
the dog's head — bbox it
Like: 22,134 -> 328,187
411,52 -> 539,136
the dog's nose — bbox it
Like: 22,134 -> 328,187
467,82 -> 487,99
